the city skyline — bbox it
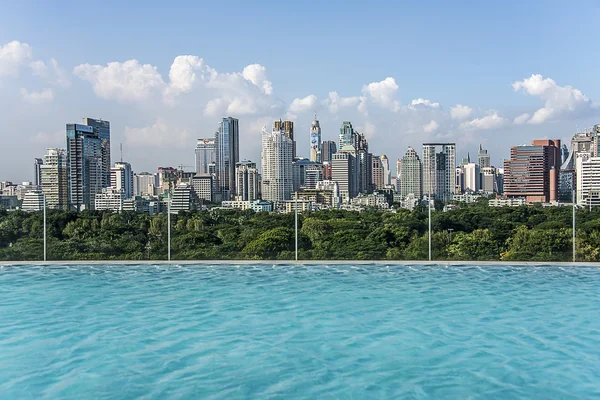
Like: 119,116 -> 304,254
1,1 -> 600,182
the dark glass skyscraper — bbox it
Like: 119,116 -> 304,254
66,123 -> 103,211
82,118 -> 111,188
215,117 -> 239,201
33,158 -> 43,187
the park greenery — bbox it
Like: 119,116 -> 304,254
1,200 -> 599,262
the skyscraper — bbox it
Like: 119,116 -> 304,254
82,118 -> 111,188
463,163 -> 480,192
332,150 -> 357,202
396,159 -> 402,192
195,138 -> 216,175
478,144 -> 490,168
261,126 -> 293,202
309,118 -> 321,162
321,140 -> 337,163
372,156 -> 384,190
274,120 -> 295,159
504,139 -> 561,203
339,121 -> 355,149
111,161 -> 134,199
33,158 -> 43,187
576,155 -> 600,206
355,133 -> 372,194
422,143 -> 456,200
215,117 -> 240,201
399,147 -> 422,198
40,148 -> 68,210
235,160 -> 259,201
66,123 -> 103,211
380,154 -> 391,186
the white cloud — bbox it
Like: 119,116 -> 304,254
460,112 -> 507,130
362,121 -> 377,138
324,91 -> 361,114
0,40 -> 32,76
30,58 -> 70,88
29,130 -> 63,145
513,113 -> 530,125
124,119 -> 189,147
423,120 -> 439,133
164,55 -> 214,101
74,59 -> 165,102
242,64 -> 273,95
289,95 -> 318,115
512,74 -> 592,124
20,88 -> 54,103
411,98 -> 440,109
450,104 -> 473,120
362,77 -> 400,112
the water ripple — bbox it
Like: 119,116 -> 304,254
1,264 -> 600,399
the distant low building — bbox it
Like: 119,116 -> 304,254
489,197 -> 526,207
95,187 -> 124,212
21,190 -> 44,212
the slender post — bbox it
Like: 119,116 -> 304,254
168,190 -> 171,261
295,193 -> 298,261
43,193 -> 47,262
428,197 -> 432,261
572,190 -> 576,263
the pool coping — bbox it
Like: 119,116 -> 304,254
2,260 -> 600,267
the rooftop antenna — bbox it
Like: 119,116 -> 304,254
120,143 -> 123,162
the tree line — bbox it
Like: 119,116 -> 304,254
1,200 -> 599,262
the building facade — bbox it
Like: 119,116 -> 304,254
274,120 -> 295,159
235,160 -> 259,201
309,118 -> 321,162
82,118 -> 111,188
339,121 -> 355,149
95,187 -> 124,212
503,139 -> 561,203
399,147 -> 422,198
40,148 -> 68,210
34,158 -> 43,187
66,123 -> 103,211
111,161 -> 134,199
576,155 -> 600,207
422,143 -> 456,200
215,117 -> 240,201
321,140 -> 337,163
191,175 -> 213,203
195,138 -> 216,175
478,144 -> 491,168
261,126 -> 293,202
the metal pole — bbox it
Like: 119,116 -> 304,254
428,197 -> 432,261
295,193 -> 298,261
572,190 -> 576,263
43,193 -> 47,262
168,190 -> 171,261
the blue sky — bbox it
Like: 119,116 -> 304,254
1,0 -> 599,181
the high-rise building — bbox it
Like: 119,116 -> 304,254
422,143 -> 456,200
261,126 -> 293,202
235,160 -> 259,201
134,172 -> 159,196
355,133 -> 372,194
560,127 -> 600,202
339,121 -> 355,149
292,159 -> 323,191
372,156 -> 384,190
380,154 -> 391,186
396,159 -> 402,192
195,138 -> 216,175
478,144 -> 491,168
111,161 -> 134,199
576,155 -> 600,206
463,163 -> 480,192
169,183 -> 196,214
309,118 -> 321,162
21,190 -> 45,212
332,150 -> 357,202
94,187 -> 124,212
82,118 -> 111,188
481,167 -> 497,194
33,158 -> 43,187
215,117 -> 240,201
66,123 -> 103,211
321,140 -> 337,163
504,139 -> 561,203
191,175 -> 213,203
399,147 -> 422,198
274,120 -> 295,159
41,148 -> 68,210
455,167 -> 464,194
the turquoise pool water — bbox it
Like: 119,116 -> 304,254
1,264 -> 599,399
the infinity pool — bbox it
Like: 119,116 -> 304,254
1,264 -> 599,399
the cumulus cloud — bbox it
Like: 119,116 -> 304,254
124,119 -> 189,147
513,113 -> 530,125
450,104 -> 473,120
0,40 -> 32,76
410,98 -> 440,109
460,112 -> 507,130
30,58 -> 70,87
362,77 -> 400,112
512,74 -> 593,124
20,88 -> 54,103
289,95 -> 318,114
361,121 -> 377,138
242,64 -> 273,95
74,59 -> 165,102
423,120 -> 439,133
29,130 -> 63,145
324,91 -> 361,114
164,55 -> 214,101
